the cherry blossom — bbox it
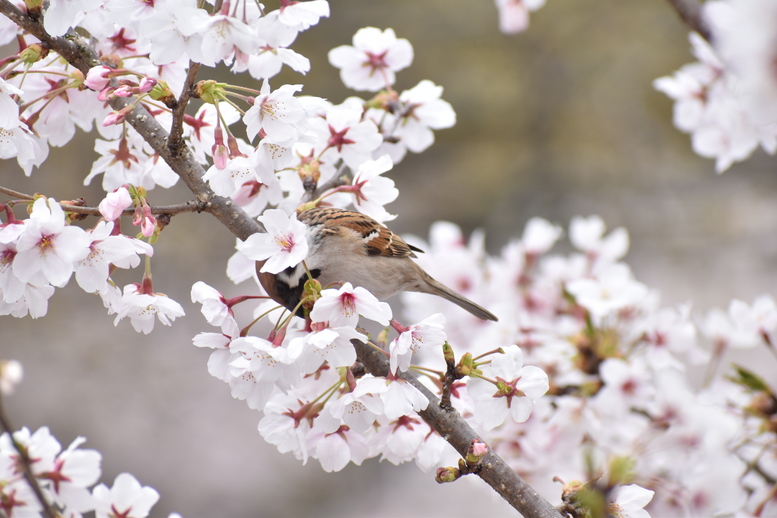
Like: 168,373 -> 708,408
315,386 -> 384,434
277,0 -> 330,31
13,197 -> 91,288
328,27 -> 413,91
375,414 -> 428,465
0,122 -> 48,176
312,99 -> 383,169
203,156 -> 259,196
0,359 -> 22,395
97,187 -> 133,221
728,294 -> 777,347
43,0 -> 104,37
495,0 -> 546,34
239,11 -> 311,80
236,209 -> 309,274
198,13 -> 256,67
87,132 -> 176,191
348,154 -> 399,222
92,473 -> 160,518
356,375 -> 429,420
243,81 -> 307,142
653,31 -> 777,172
227,336 -> 299,410
394,80 -> 456,155
40,436 -> 101,513
607,484 -> 655,518
190,281 -> 240,335
521,217 -> 563,256
389,313 -> 447,374
10,59 -> 105,149
0,79 -> 22,128
113,284 -> 185,334
310,282 -> 393,327
0,476 -> 41,517
569,215 -> 629,263
565,263 -> 649,324
138,0 -> 209,66
467,345 -> 549,430
287,325 -> 365,373
75,221 -> 151,293
314,425 -> 370,472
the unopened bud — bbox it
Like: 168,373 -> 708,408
456,352 -> 480,377
466,439 -> 488,464
435,466 -> 461,484
24,0 -> 42,14
20,43 -> 47,64
442,342 -> 454,363
149,80 -> 175,104
194,80 -> 226,104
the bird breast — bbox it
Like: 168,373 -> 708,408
305,225 -> 420,300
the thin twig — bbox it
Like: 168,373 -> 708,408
0,185 -> 206,216
664,0 -> 713,42
302,162 -> 350,203
440,342 -> 460,410
168,61 -> 200,150
0,392 -> 57,518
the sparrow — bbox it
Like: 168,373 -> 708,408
256,206 -> 498,321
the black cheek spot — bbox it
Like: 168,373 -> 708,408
275,270 -> 321,318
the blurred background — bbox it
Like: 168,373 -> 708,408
4,0 -> 777,516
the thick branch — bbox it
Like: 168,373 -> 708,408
353,340 -> 564,518
664,0 -> 712,42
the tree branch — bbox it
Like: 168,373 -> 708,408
0,4 -> 563,516
168,61 -> 200,150
0,391 -> 56,518
664,0 -> 712,42
353,340 -> 564,518
0,185 -> 205,216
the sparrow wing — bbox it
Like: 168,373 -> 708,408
297,206 -> 420,258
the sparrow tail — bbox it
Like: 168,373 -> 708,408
422,276 -> 498,322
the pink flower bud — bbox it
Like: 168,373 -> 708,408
98,187 -> 133,221
133,205 -> 156,237
113,85 -> 134,97
84,65 -> 112,91
102,111 -> 123,126
139,77 -> 157,93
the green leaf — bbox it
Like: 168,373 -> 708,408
728,364 -> 771,393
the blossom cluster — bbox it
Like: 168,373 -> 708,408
0,194 -> 183,333
399,216 -> 777,517
654,0 -> 777,172
195,208 -> 777,516
0,425 -> 164,518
